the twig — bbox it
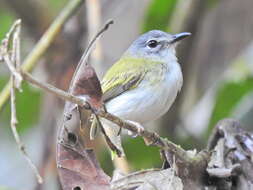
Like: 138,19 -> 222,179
20,71 -> 190,163
69,19 -> 114,92
22,71 -> 88,107
97,111 -> 192,163
60,19 -> 114,137
11,20 -> 22,90
7,22 -> 43,183
3,54 -> 22,87
95,114 -> 122,156
10,77 -> 43,184
1,20 -> 22,88
13,20 -> 22,82
0,0 -> 85,111
83,19 -> 113,64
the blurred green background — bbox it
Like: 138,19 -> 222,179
0,0 -> 253,189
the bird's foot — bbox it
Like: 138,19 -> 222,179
125,120 -> 144,138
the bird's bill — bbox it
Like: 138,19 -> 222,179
170,32 -> 191,44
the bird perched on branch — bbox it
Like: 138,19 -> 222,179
91,30 -> 190,172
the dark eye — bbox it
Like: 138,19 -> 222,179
147,40 -> 158,48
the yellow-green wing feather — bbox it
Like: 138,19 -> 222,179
101,57 -> 149,102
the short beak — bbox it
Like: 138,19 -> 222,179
170,32 -> 191,44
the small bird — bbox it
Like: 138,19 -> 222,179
92,30 -> 190,163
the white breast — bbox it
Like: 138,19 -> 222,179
105,62 -> 183,124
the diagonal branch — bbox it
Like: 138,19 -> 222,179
20,70 -> 193,164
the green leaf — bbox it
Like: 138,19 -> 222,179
142,0 -> 178,32
98,149 -> 114,176
0,8 -> 15,41
124,137 -> 161,170
98,137 -> 162,175
207,77 -> 253,136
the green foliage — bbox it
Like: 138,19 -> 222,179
207,77 -> 253,135
142,0 -> 177,32
0,8 -> 14,40
0,78 -> 42,133
124,137 -> 161,170
99,137 -> 162,175
99,149 -> 114,176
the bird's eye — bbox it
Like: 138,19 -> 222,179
147,40 -> 158,48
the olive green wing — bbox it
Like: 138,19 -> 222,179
102,72 -> 144,102
101,58 -> 147,102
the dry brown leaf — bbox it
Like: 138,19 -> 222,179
57,144 -> 110,190
71,63 -> 103,109
57,57 -> 110,190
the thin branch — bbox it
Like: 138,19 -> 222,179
13,21 -> 22,81
95,113 -> 122,156
84,19 -> 113,61
82,19 -> 113,65
20,70 -> 191,163
10,77 -> 43,184
0,0 -> 85,111
61,19 -> 123,157
3,54 -> 22,87
7,22 -> 43,183
1,20 -> 22,88
22,71 -> 88,107
68,19 -> 114,92
97,111 -> 192,163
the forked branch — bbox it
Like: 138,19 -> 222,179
1,20 -> 43,184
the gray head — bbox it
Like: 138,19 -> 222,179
125,30 -> 191,61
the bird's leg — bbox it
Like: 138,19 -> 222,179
125,120 -> 144,137
103,103 -> 123,136
117,126 -> 122,136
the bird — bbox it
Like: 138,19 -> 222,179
91,30 -> 190,171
